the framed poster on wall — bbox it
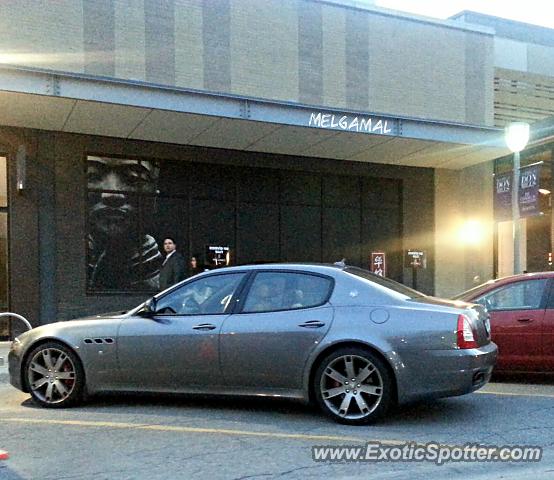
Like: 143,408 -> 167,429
370,252 -> 386,277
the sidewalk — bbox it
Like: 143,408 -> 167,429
0,341 -> 11,383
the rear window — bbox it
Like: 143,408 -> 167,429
344,267 -> 425,299
242,271 -> 333,313
452,280 -> 501,302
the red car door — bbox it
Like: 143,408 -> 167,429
477,278 -> 549,372
542,280 -> 554,371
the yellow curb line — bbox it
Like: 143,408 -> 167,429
1,417 -> 411,445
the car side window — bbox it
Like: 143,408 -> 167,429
546,281 -> 554,309
477,279 -> 548,311
155,273 -> 246,315
242,272 -> 332,313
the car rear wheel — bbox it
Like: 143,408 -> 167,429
313,347 -> 392,425
25,342 -> 85,408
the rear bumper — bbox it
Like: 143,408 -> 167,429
396,342 -> 497,404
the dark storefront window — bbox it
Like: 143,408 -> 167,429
0,156 -> 9,338
86,155 -> 403,294
494,145 -> 553,276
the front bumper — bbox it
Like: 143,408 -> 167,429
396,342 -> 498,404
8,344 -> 25,392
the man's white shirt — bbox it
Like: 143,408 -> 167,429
162,250 -> 176,266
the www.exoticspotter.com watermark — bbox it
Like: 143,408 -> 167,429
312,442 -> 542,465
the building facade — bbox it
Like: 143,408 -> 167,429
0,0 -> 513,335
451,12 -> 554,279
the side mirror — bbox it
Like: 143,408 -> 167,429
142,297 -> 158,316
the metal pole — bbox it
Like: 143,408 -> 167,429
0,312 -> 32,333
512,151 -> 521,275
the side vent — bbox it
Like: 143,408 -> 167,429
84,338 -> 115,345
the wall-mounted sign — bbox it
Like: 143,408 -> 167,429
405,250 -> 426,269
494,172 -> 512,222
206,245 -> 230,268
519,164 -> 540,218
308,112 -> 396,135
494,164 -> 541,221
370,252 -> 386,277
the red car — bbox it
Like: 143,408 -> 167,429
454,272 -> 554,373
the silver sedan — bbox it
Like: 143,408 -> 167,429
8,263 -> 497,425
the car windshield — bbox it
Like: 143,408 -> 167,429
344,267 -> 425,299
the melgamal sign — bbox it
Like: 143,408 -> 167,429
308,111 -> 398,135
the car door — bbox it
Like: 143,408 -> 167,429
116,272 -> 247,390
541,279 -> 554,371
219,270 -> 335,390
476,278 -> 549,371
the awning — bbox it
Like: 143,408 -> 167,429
0,64 -> 509,169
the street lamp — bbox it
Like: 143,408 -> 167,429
505,121 -> 530,275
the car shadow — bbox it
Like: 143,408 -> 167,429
492,372 -> 554,385
384,397 -> 477,426
20,391 -> 477,427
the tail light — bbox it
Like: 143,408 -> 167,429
457,314 -> 478,349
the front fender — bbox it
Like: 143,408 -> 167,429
15,319 -> 122,393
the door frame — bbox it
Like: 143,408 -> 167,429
0,152 -> 10,339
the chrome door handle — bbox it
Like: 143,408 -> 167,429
298,320 -> 326,328
192,323 -> 217,331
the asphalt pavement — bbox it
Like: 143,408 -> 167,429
0,341 -> 9,383
2,362 -> 554,480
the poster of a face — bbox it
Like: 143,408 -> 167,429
86,156 -> 162,291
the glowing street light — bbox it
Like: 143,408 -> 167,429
505,122 -> 530,154
505,122 -> 530,275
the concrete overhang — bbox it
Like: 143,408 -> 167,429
0,64 -> 509,170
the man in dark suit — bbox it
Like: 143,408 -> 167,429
159,237 -> 186,291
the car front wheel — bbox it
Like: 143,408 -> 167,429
25,342 -> 85,408
313,347 -> 393,425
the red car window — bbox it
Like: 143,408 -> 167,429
479,279 -> 548,311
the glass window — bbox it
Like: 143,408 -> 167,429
155,273 -> 245,315
0,213 -> 7,337
242,272 -> 332,313
0,156 -> 6,208
477,279 -> 548,311
494,145 -> 553,276
344,267 -> 424,299
0,156 -> 8,339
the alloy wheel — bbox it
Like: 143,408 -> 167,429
27,347 -> 77,405
319,354 -> 384,421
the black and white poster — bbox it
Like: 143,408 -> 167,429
86,156 -> 163,292
86,155 -> 238,293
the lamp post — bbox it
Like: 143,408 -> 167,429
504,122 -> 530,275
